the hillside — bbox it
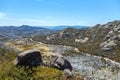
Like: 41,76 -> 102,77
33,20 -> 120,62
2,38 -> 120,80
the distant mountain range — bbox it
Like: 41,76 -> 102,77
0,25 -> 54,40
0,25 -> 89,40
45,25 -> 89,30
0,25 -> 89,30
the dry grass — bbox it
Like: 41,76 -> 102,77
5,39 -> 54,56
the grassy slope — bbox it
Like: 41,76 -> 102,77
0,47 -> 64,80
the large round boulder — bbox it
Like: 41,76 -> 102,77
50,54 -> 72,71
14,49 -> 43,66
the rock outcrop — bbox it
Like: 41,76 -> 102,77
49,54 -> 73,78
13,49 -> 73,71
75,37 -> 89,43
14,49 -> 43,66
13,49 -> 73,78
50,54 -> 72,71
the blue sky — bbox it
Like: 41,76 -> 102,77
0,0 -> 120,26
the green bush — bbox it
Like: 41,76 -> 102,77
0,63 -> 64,80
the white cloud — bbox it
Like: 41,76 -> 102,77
0,12 -> 6,18
0,12 -> 46,26
0,12 -> 9,20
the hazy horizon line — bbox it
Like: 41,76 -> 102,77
0,24 -> 91,27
